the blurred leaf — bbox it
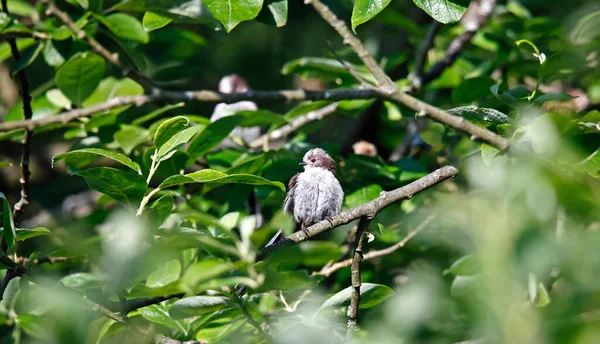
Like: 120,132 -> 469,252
443,255 -> 479,276
351,0 -> 391,32
299,242 -> 345,267
146,259 -> 181,288
533,93 -> 575,105
56,52 -> 105,106
170,296 -> 230,319
74,167 -> 147,203
159,169 -> 285,192
5,94 -> 61,122
256,0 -> 287,27
320,283 -> 395,310
183,259 -> 234,287
16,314 -> 49,340
0,38 -> 35,63
187,115 -> 244,161
156,126 -> 201,162
528,273 -> 551,307
53,148 -> 142,174
450,275 -> 480,297
569,10 -> 600,45
0,192 -> 16,250
412,0 -> 467,24
143,11 -> 173,31
384,101 -> 402,121
204,0 -> 262,33
0,162 -> 12,168
452,77 -> 495,103
10,42 -> 43,75
46,89 -> 71,109
539,51 -> 587,83
447,106 -> 512,125
345,184 -> 383,208
82,77 -> 144,114
114,125 -> 150,155
95,13 -> 149,43
481,143 -> 509,166
139,304 -> 187,334
60,272 -> 109,291
237,110 -> 288,127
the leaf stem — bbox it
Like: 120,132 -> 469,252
136,187 -> 160,216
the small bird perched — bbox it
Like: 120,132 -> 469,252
266,148 -> 344,247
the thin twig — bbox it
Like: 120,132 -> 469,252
0,89 -> 377,132
264,165 -> 458,254
307,0 -> 509,151
16,256 -> 69,265
326,41 -> 372,87
42,0 -> 153,90
409,20 -> 441,89
249,102 -> 339,148
2,0 -> 33,224
418,0 -> 497,87
317,214 -> 436,277
347,217 -> 371,330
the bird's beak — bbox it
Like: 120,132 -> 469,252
299,162 -> 307,166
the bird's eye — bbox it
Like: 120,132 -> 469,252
311,158 -> 316,162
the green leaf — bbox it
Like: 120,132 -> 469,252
528,273 -> 551,307
60,272 -> 109,291
447,106 -> 512,125
533,93 -> 575,105
351,0 -> 392,32
319,283 -> 395,310
569,10 -> 600,45
146,194 -> 174,225
114,125 -> 150,155
42,41 -> 65,68
256,0 -> 287,27
0,162 -> 12,168
154,116 -> 191,148
204,0 -> 263,33
74,167 -> 147,203
66,0 -> 89,9
146,259 -> 181,288
186,115 -> 244,161
0,192 -> 16,250
56,52 -> 105,106
237,110 -> 288,127
450,275 -> 480,297
156,126 -> 201,162
139,304 -> 187,334
481,143 -> 509,166
15,227 -> 50,241
95,13 -> 149,43
110,0 -> 216,24
345,184 -> 383,208
443,255 -> 479,276
539,51 -> 588,83
452,77 -> 496,103
183,260 -> 235,288
143,11 -> 173,31
11,42 -> 43,75
158,169 -> 285,192
53,148 -> 142,175
46,89 -> 71,110
412,0 -> 467,24
16,314 -> 49,340
170,296 -> 230,319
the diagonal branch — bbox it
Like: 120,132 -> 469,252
0,89 -> 379,132
316,214 -> 436,277
409,20 -> 442,89
2,0 -> 33,241
418,0 -> 497,88
249,102 -> 339,149
307,0 -> 509,151
264,165 -> 458,254
42,0 -> 154,90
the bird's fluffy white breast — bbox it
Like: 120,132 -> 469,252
293,167 -> 343,225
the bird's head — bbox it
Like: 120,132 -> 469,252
300,148 -> 336,173
219,74 -> 249,94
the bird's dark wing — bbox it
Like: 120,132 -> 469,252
283,173 -> 299,214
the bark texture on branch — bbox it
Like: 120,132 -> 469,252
347,217 -> 371,330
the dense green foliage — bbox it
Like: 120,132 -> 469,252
0,0 -> 599,343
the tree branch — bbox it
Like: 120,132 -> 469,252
249,102 -> 339,149
347,217 -> 371,330
418,0 -> 497,87
2,0 -> 33,224
265,166 -> 458,254
0,89 -> 379,132
316,215 -> 436,277
0,269 -> 22,302
307,0 -> 509,151
409,20 -> 441,89
42,0 -> 154,90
